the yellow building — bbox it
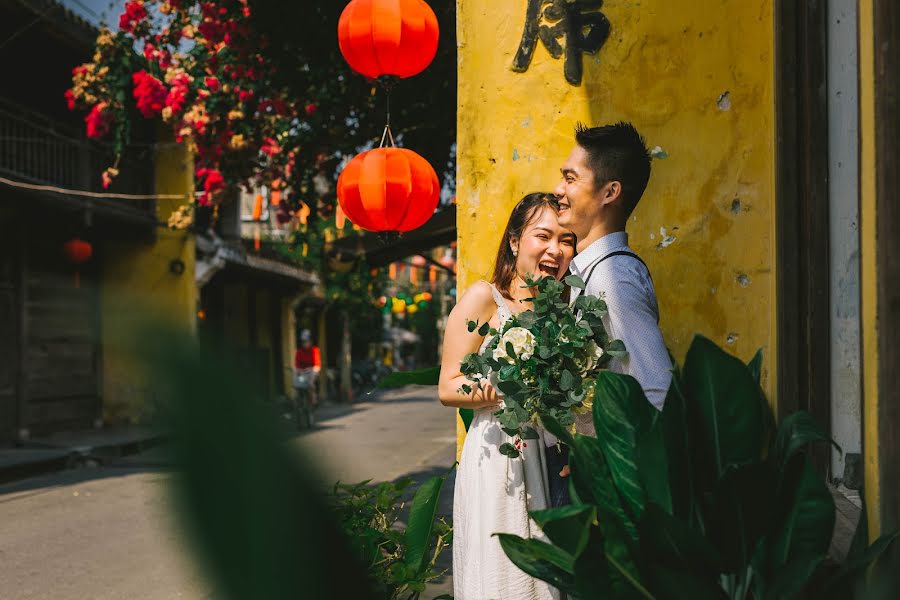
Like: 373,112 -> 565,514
456,1 -> 899,546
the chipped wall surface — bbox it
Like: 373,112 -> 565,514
457,1 -> 777,393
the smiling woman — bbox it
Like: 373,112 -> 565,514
437,191 -> 576,600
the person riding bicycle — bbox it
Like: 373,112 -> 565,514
294,329 -> 321,407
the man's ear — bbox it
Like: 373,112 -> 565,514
600,181 -> 623,206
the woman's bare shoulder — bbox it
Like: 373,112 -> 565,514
454,280 -> 496,315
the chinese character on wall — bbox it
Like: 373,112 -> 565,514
512,0 -> 611,85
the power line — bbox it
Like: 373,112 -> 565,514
0,175 -> 190,201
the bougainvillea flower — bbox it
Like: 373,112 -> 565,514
85,102 -> 112,139
196,167 -> 225,206
119,1 -> 147,33
165,72 -> 192,116
132,70 -> 167,117
204,76 -> 220,92
261,137 -> 282,156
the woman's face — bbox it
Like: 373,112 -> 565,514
512,206 -> 576,281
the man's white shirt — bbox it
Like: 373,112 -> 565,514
552,231 -> 672,441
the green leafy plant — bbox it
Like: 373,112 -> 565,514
327,475 -> 452,600
458,275 -> 625,456
498,334 -> 897,599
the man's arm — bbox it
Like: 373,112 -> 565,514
596,272 -> 671,410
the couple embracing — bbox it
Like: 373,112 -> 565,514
438,122 -> 673,600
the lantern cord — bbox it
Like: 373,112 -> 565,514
379,124 -> 395,148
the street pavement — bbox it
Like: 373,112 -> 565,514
0,385 -> 457,599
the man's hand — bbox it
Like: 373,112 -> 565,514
559,464 -> 571,478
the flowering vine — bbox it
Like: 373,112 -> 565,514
66,0 -> 308,210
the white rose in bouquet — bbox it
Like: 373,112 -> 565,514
492,327 -> 536,363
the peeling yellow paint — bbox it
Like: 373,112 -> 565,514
457,1 -> 777,399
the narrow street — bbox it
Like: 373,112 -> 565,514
0,386 -> 456,599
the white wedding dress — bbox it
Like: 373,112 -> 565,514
452,284 -> 560,600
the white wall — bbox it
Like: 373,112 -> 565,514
827,0 -> 862,484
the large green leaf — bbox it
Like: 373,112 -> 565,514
571,434 -> 638,543
748,349 -> 763,385
765,552 -> 825,600
459,408 -> 474,431
639,502 -> 722,574
376,366 -> 440,389
570,434 -> 643,589
682,335 -> 767,478
662,375 -> 699,525
572,530 -> 615,598
140,324 -> 375,599
593,372 -> 652,521
530,505 -> 596,558
643,564 -> 729,600
637,411 -> 673,516
403,475 -> 445,577
705,462 -> 776,572
773,411 -> 834,468
495,534 -> 577,593
771,457 -> 835,570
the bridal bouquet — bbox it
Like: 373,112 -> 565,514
458,275 -> 626,457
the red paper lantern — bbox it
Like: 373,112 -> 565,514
338,0 -> 440,79
64,238 -> 92,264
337,147 -> 439,233
63,238 -> 92,288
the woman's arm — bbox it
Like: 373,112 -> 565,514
438,281 -> 501,409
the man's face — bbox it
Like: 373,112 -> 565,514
554,145 -> 600,240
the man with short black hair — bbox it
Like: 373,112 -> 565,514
545,122 -> 672,506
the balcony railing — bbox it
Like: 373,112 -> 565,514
0,98 -> 156,216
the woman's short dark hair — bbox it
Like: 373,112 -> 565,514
491,192 -> 560,299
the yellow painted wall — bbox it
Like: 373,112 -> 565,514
100,140 -> 196,423
458,0 -> 776,378
857,0 -> 881,538
456,1 -> 777,451
282,296 -> 299,397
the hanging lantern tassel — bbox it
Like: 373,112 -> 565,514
429,265 -> 437,286
63,238 -> 92,289
389,263 -> 397,279
410,267 -> 418,285
335,204 -> 347,230
254,226 -> 261,251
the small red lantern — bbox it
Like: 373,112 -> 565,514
337,147 -> 439,234
338,0 -> 440,80
63,238 -> 92,288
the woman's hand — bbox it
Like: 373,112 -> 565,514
470,380 -> 501,410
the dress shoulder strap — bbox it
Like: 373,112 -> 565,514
487,282 -> 513,322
